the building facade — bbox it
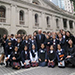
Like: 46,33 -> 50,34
0,0 -> 75,37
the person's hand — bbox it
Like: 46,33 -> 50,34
7,57 -> 9,60
48,60 -> 50,63
51,61 -> 53,63
4,41 -> 6,43
24,63 -> 26,65
60,62 -> 62,65
48,42 -> 50,44
12,57 -> 16,60
67,56 -> 71,58
28,60 -> 30,63
60,58 -> 63,61
45,59 -> 47,62
39,59 -> 41,61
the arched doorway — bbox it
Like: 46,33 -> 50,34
17,29 -> 26,35
0,28 -> 8,37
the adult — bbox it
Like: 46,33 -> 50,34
36,29 -> 46,51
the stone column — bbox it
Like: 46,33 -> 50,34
60,18 -> 64,29
51,15 -> 56,32
6,7 -> 11,24
17,9 -> 19,25
10,4 -> 16,34
67,19 -> 70,31
28,9 -> 33,34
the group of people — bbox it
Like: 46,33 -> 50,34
0,29 -> 75,70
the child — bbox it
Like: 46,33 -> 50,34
21,46 -> 30,68
39,43 -> 47,67
56,44 -> 66,68
15,38 -> 22,53
30,45 -> 38,67
21,36 -> 32,51
11,46 -> 21,69
5,41 -> 14,67
44,35 -> 52,54
47,45 -> 56,68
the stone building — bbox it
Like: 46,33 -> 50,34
0,0 -> 75,37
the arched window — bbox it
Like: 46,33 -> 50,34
0,6 -> 6,22
0,6 -> 6,18
19,10 -> 24,25
19,10 -> 24,21
35,14 -> 39,26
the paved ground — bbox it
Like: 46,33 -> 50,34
0,65 -> 75,75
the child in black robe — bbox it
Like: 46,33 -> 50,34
21,46 -> 31,68
39,44 -> 47,67
11,46 -> 21,69
47,45 -> 56,68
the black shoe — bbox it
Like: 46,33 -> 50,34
0,63 -> 2,65
5,65 -> 8,67
1,63 -> 5,65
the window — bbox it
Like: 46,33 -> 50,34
46,16 -> 49,25
35,14 -> 39,26
69,21 -> 73,29
32,0 -> 40,5
0,6 -> 6,22
56,19 -> 59,28
19,10 -> 24,25
19,10 -> 24,20
0,6 -> 5,17
63,19 -> 67,28
46,16 -> 50,27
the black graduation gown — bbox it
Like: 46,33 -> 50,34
67,45 -> 75,65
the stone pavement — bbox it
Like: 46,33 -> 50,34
0,65 -> 75,75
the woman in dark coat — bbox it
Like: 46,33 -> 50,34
58,33 -> 66,52
39,44 -> 47,67
21,46 -> 31,68
44,35 -> 52,54
65,39 -> 75,66
47,45 -> 56,68
66,31 -> 75,45
11,46 -> 21,69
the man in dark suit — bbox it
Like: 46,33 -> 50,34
36,29 -> 46,51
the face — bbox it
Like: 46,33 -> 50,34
15,47 -> 18,52
50,45 -> 54,50
33,32 -> 37,36
41,44 -> 45,49
57,44 -> 61,50
31,36 -> 34,40
25,36 -> 28,40
3,34 -> 6,38
68,40 -> 73,45
52,35 -> 56,39
32,45 -> 35,49
8,42 -> 11,46
62,31 -> 65,35
24,46 -> 28,51
15,34 -> 18,38
17,39 -> 20,43
66,32 -> 70,37
58,33 -> 62,38
46,35 -> 49,39
8,35 -> 11,39
38,30 -> 42,34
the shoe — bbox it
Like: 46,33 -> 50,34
5,65 -> 8,67
1,63 -> 5,65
